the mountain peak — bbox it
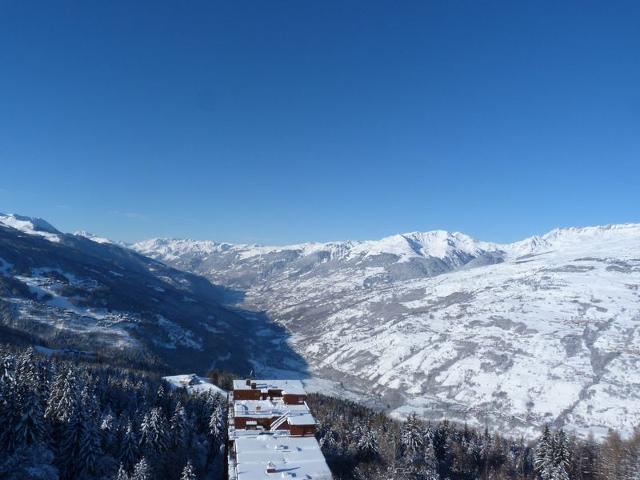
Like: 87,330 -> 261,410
0,212 -> 61,242
74,230 -> 113,244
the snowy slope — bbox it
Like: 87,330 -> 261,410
0,213 -> 62,242
0,215 -> 263,373
134,224 -> 640,438
163,374 -> 228,396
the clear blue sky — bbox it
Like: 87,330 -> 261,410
1,1 -> 639,244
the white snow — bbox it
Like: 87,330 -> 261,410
155,315 -> 203,350
233,435 -> 332,480
137,223 -> 640,439
0,213 -> 61,242
74,230 -> 112,244
163,374 -> 227,396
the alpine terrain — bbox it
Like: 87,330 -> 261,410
134,224 -> 640,438
0,213 -> 300,373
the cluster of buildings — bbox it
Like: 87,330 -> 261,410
227,379 -> 333,480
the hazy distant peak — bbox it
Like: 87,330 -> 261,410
74,230 -> 113,244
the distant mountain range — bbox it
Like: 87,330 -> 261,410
134,223 -> 640,438
1,212 -> 638,438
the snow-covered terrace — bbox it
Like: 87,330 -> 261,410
233,398 -> 311,419
232,379 -> 307,396
233,434 -> 332,480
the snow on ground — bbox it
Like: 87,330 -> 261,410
155,315 -> 203,350
223,225 -> 640,439
5,266 -> 138,349
74,230 -> 113,244
163,374 -> 227,397
0,213 -> 61,242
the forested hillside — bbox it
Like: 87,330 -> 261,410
2,343 -> 639,479
307,394 -> 640,480
0,345 -> 227,480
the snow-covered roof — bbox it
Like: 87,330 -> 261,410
234,399 -> 310,418
287,414 -> 316,426
234,435 -> 332,480
232,379 -> 307,396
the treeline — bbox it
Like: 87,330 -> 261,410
307,393 -> 640,480
0,345 -> 227,480
3,342 -> 639,480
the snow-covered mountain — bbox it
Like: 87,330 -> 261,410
0,212 -> 62,242
0,213 -> 298,373
134,224 -> 640,438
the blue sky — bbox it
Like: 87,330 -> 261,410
1,1 -> 639,244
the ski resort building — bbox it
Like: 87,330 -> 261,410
227,379 -> 332,480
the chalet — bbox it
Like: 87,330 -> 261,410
228,379 -> 332,480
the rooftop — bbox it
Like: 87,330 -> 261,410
287,414 -> 316,426
233,379 -> 307,396
234,398 -> 311,418
234,434 -> 332,480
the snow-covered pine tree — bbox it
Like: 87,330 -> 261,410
355,422 -> 379,460
115,463 -> 130,480
400,413 -> 425,457
0,355 -> 18,452
208,404 -> 226,449
131,457 -> 151,480
45,366 -> 79,425
13,378 -> 46,447
120,420 -> 139,472
78,387 -> 103,478
58,397 -> 84,479
180,459 -> 197,480
155,383 -> 168,411
101,409 -> 117,454
139,406 -> 169,461
421,441 -> 441,480
551,429 -> 571,480
170,401 -> 189,448
535,425 -> 553,480
12,349 -> 49,450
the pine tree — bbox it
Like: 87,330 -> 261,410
139,407 -> 169,462
13,383 -> 46,447
180,459 -> 197,480
58,401 -> 84,479
120,420 -> 139,471
421,442 -> 441,480
551,429 -> 571,480
131,457 -> 151,480
78,388 -> 103,477
208,404 -> 225,449
631,450 -> 640,480
45,367 -> 79,425
535,425 -> 554,480
0,359 -> 18,452
170,401 -> 189,448
400,414 -> 425,457
356,422 -> 379,460
115,463 -> 130,480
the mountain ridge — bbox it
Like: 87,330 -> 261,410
133,221 -> 640,439
133,222 -> 640,262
